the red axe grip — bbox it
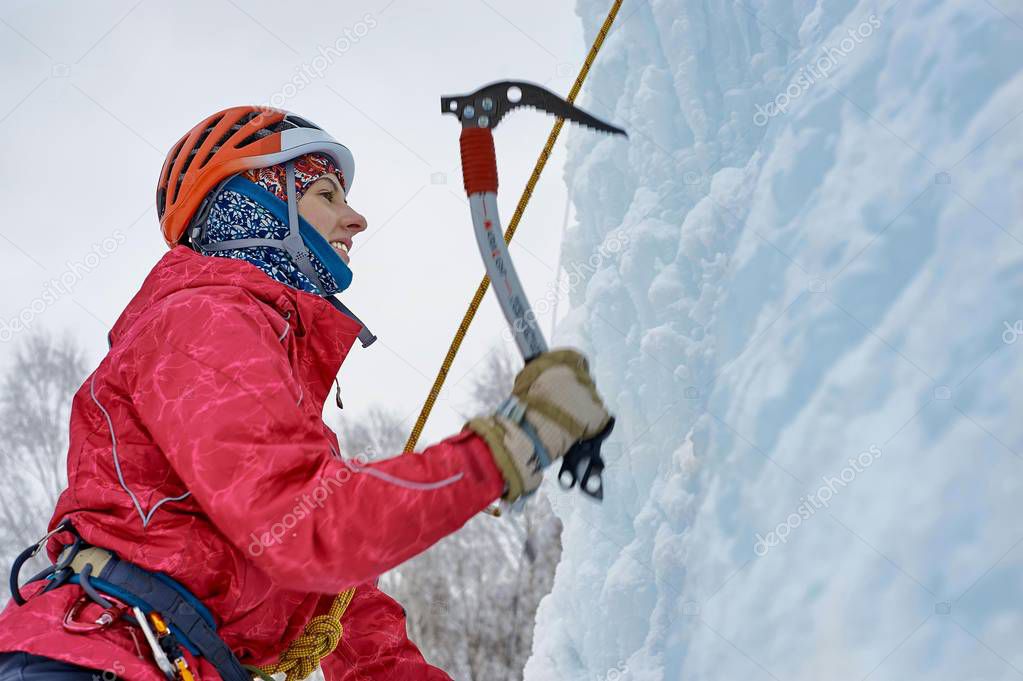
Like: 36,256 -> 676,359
459,127 -> 498,195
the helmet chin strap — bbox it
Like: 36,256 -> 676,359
191,162 -> 377,349
283,161 -> 377,349
282,160 -> 327,290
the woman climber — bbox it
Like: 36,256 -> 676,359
0,106 -> 611,681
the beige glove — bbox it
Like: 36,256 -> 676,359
464,348 -> 611,502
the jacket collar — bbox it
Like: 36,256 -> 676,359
110,245 -> 365,409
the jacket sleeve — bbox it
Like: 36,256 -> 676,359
319,583 -> 452,681
124,288 -> 506,593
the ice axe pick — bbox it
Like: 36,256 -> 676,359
440,80 -> 626,501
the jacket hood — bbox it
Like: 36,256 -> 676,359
108,245 -> 365,408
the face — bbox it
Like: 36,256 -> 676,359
296,175 -> 367,265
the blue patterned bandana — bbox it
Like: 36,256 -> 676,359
198,153 -> 346,296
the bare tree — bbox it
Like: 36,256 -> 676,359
330,344 -> 563,680
0,328 -> 88,586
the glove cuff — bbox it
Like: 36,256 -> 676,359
465,398 -> 554,504
464,416 -> 524,502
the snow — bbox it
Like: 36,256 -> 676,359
526,0 -> 1023,679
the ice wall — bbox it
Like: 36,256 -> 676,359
527,1 -> 1023,678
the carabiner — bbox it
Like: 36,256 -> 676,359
62,593 -> 131,634
9,520 -> 75,605
132,606 -> 178,681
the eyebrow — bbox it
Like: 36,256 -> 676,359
317,175 -> 342,193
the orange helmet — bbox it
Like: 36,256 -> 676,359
157,106 -> 355,248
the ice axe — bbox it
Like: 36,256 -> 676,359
441,80 -> 626,500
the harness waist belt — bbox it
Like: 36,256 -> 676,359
44,545 -> 251,681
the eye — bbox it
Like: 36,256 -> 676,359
321,190 -> 335,202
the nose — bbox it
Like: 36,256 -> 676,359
341,206 -> 368,235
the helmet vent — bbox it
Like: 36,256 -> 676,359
175,114 -> 224,198
284,114 -> 319,130
200,115 -> 247,169
236,120 -> 291,149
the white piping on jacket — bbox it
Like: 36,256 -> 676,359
90,372 -> 191,527
327,441 -> 464,491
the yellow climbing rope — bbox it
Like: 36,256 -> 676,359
264,3 -> 623,679
256,587 -> 355,681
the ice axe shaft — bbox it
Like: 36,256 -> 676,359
441,80 -> 626,500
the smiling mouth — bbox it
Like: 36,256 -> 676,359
330,239 -> 351,263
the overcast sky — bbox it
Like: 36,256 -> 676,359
0,0 -> 601,448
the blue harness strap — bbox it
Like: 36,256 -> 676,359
89,555 -> 249,681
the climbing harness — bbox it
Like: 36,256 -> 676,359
9,520 -> 245,681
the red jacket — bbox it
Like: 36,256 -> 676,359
0,245 -> 507,680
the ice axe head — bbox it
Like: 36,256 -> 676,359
441,80 -> 627,136
442,80 -> 626,196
